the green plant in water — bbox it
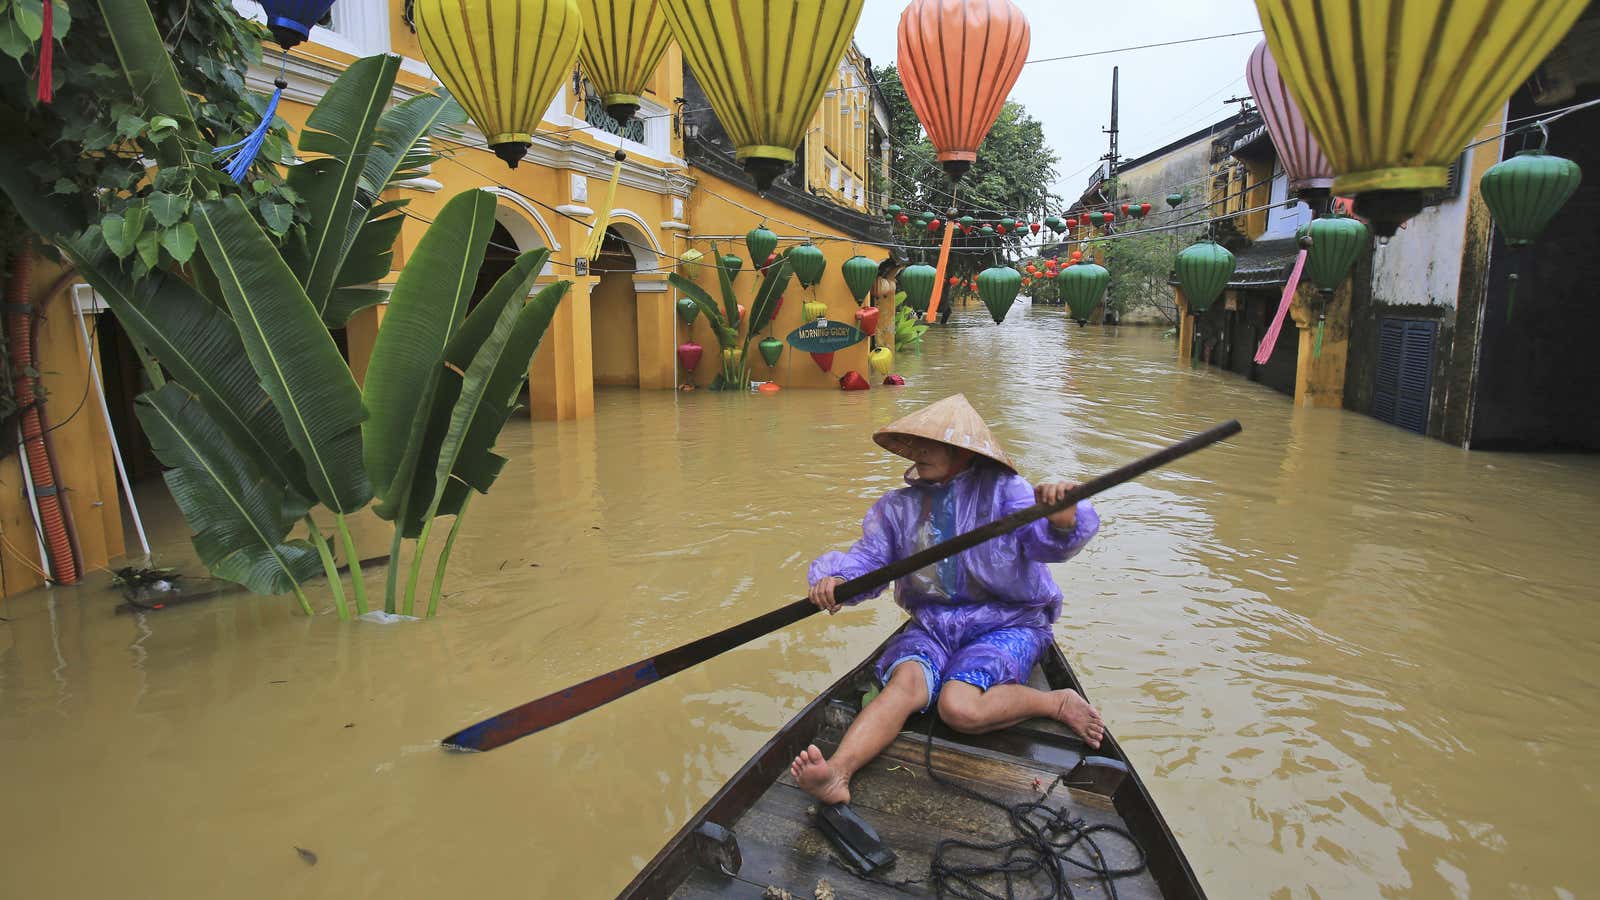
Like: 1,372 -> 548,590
667,241 -> 793,391
0,26 -> 556,618
894,298 -> 928,353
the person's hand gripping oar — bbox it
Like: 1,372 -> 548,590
440,420 -> 1243,753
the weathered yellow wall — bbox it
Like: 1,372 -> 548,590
1289,281 -> 1351,408
590,270 -> 641,386
1,261 -> 128,597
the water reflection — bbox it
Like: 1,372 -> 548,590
1,301 -> 1597,897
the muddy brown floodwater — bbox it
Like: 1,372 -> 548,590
2,301 -> 1597,898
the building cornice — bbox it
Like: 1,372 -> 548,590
244,53 -> 691,199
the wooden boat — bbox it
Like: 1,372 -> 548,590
620,629 -> 1206,898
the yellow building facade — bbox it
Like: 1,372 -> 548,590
0,1 -> 892,597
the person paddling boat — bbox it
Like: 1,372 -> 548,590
791,393 -> 1105,807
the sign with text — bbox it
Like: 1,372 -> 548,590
786,319 -> 867,353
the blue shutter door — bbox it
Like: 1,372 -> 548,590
1374,318 -> 1435,435
1395,321 -> 1436,434
1374,320 -> 1402,424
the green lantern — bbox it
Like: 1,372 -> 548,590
788,243 -> 827,287
1303,216 -> 1370,293
976,266 -> 1022,324
720,254 -> 743,280
1000,217 -> 1017,231
841,255 -> 878,304
1045,215 -> 1064,234
1175,241 -> 1236,313
1480,149 -> 1582,247
899,263 -> 937,313
886,203 -> 902,220
959,215 -> 975,227
980,224 -> 995,235
1058,263 -> 1109,325
676,296 -> 699,326
918,209 -> 935,222
1166,193 -> 1183,209
758,336 -> 784,367
746,226 -> 777,267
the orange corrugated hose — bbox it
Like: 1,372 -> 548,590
6,243 -> 78,584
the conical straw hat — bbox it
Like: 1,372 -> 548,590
874,394 -> 1016,473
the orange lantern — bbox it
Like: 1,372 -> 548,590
897,0 -> 1030,183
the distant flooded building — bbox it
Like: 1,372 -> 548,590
1148,12 -> 1600,451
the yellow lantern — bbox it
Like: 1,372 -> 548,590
1256,0 -> 1586,236
661,0 -> 866,190
414,0 -> 583,168
578,0 -> 675,125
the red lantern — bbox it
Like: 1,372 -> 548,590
855,305 -> 880,334
839,371 -> 870,391
1070,250 -> 1082,261
1066,217 -> 1077,229
677,341 -> 703,371
1104,211 -> 1114,222
810,351 -> 834,372
1030,222 -> 1041,234
1140,202 -> 1151,217
948,275 -> 959,285
928,219 -> 942,232
1046,269 -> 1057,279
1120,203 -> 1130,216
995,224 -> 1007,235
895,213 -> 909,224
1025,264 -> 1037,274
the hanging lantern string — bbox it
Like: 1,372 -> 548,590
278,28 -> 1264,149
421,95 -> 1600,266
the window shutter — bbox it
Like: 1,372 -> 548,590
1374,318 -> 1436,435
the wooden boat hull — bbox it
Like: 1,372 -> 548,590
620,628 -> 1206,898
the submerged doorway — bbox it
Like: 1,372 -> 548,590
589,228 -> 640,387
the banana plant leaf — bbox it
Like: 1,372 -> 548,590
399,273 -> 568,536
711,241 -> 740,330
323,211 -> 405,326
362,189 -> 496,519
193,198 -> 372,513
284,54 -> 401,315
745,258 -> 794,339
136,384 -> 322,596
357,89 -> 465,206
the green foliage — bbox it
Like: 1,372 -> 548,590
0,0 -> 301,272
135,383 -> 322,605
1098,234 -> 1179,324
364,189 -> 495,523
668,241 -> 793,390
191,197 -> 372,514
894,300 -> 928,354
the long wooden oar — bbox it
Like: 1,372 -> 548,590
442,419 -> 1242,752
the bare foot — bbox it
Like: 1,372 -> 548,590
789,744 -> 851,805
1052,689 -> 1105,749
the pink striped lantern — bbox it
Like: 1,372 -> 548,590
1246,40 -> 1333,206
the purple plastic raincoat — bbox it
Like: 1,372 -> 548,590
809,463 -> 1098,704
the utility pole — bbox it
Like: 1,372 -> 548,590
1100,66 -> 1120,203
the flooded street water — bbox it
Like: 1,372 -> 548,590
3,300 -> 1597,898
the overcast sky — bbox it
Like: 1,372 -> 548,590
850,0 -> 1266,204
